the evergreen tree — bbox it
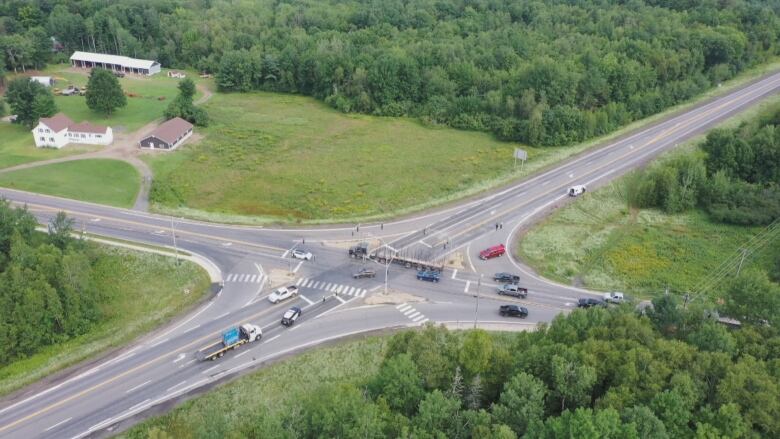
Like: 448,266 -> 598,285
85,68 -> 127,115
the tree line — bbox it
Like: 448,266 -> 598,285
628,102 -> 780,226
140,292 -> 780,438
1,0 -> 778,146
0,201 -> 109,364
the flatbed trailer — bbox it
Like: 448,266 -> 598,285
197,324 -> 262,361
370,247 -> 444,272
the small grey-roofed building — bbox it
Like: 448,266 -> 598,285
139,117 -> 194,150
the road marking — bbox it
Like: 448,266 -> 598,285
347,286 -> 355,295
464,281 -> 471,293
396,303 -> 409,310
45,417 -> 72,432
281,249 -> 290,258
266,334 -> 282,343
312,281 -> 321,289
324,282 -> 333,290
407,311 -> 421,319
235,350 -> 251,359
336,285 -> 344,293
418,239 -> 432,248
293,261 -> 303,273
295,277 -> 304,286
418,318 -> 429,325
221,242 -> 232,247
150,337 -> 169,347
216,312 -> 228,320
335,295 -> 347,304
299,294 -> 314,305
166,381 -> 187,393
173,353 -> 186,363
126,399 -> 151,413
90,218 -> 100,222
404,308 -> 416,316
202,364 -> 222,375
452,269 -> 457,279
125,380 -> 151,394
413,315 -> 427,322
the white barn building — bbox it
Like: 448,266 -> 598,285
33,113 -> 113,148
69,51 -> 161,76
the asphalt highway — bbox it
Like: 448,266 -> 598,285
0,69 -> 778,438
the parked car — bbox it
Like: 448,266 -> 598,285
577,297 -> 606,308
268,286 -> 299,304
353,268 -> 377,279
499,305 -> 528,318
281,306 -> 302,326
416,270 -> 441,283
603,292 -> 625,304
493,272 -> 520,283
568,185 -> 587,197
291,249 -> 314,260
498,284 -> 528,298
479,244 -> 506,260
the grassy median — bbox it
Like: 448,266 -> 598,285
0,246 -> 210,396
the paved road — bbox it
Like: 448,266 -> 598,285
0,70 -> 778,438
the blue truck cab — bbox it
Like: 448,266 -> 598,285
416,270 -> 441,282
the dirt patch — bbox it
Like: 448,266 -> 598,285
364,289 -> 426,305
267,268 -> 297,287
443,251 -> 467,271
325,238 -> 381,251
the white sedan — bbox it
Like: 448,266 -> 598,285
291,249 -> 314,260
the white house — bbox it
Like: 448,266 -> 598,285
69,51 -> 161,76
33,113 -> 113,148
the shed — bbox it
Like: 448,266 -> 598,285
139,117 -> 194,150
69,51 -> 161,76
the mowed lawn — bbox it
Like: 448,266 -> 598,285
0,247 -> 211,396
0,159 -> 140,207
146,92 -> 531,221
0,123 -> 98,169
518,181 -> 779,297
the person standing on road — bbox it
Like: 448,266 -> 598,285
495,223 -> 499,231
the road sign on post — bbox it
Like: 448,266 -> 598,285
514,148 -> 527,172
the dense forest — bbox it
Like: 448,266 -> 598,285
0,201 -> 107,364
131,299 -> 780,438
1,0 -> 779,146
629,102 -> 780,225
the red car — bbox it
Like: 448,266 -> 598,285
479,244 -> 506,260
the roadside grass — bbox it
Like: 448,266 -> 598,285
0,123 -> 98,169
147,59 -> 780,224
0,247 -> 210,396
518,92 -> 780,298
118,335 -> 389,439
0,159 -> 140,208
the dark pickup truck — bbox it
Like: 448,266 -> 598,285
493,272 -> 520,283
499,305 -> 528,318
416,270 -> 441,283
577,298 -> 607,308
498,284 -> 528,298
349,242 -> 369,258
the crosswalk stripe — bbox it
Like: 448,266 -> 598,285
418,318 -> 429,325
326,283 -> 334,291
359,289 -> 367,297
407,311 -> 421,319
330,284 -> 339,292
296,278 -> 304,286
398,304 -> 411,312
404,308 -> 417,316
237,274 -> 245,282
348,287 -> 356,295
226,274 -> 234,282
249,274 -> 257,282
413,315 -> 427,322
336,285 -> 344,294
312,281 -> 321,289
396,303 -> 408,310
302,279 -> 311,287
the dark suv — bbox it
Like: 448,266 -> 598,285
416,270 -> 441,283
577,298 -> 606,308
353,268 -> 376,279
281,306 -> 302,326
499,305 -> 528,318
493,272 -> 520,284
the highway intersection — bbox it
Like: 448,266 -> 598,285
0,69 -> 778,438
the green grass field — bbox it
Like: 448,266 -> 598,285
0,159 -> 140,207
118,335 -> 388,439
0,123 -> 98,169
0,246 -> 210,396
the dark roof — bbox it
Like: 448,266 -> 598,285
39,113 -> 74,132
145,117 -> 193,144
69,121 -> 108,134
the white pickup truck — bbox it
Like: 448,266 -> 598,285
603,292 -> 625,303
268,286 -> 299,304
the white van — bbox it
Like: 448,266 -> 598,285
568,185 -> 587,197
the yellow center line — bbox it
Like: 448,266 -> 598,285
20,203 -> 285,253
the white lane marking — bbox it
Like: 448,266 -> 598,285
254,262 -> 264,275
396,303 -> 410,310
90,218 -> 100,222
336,285 -> 344,294
150,337 -> 169,347
166,381 -> 187,393
464,281 -> 471,293
235,350 -> 251,359
407,311 -> 421,319
202,364 -> 222,375
265,334 -> 282,343
125,380 -> 152,394
299,294 -> 314,305
250,274 -> 258,282
418,239 -> 433,248
335,295 -> 347,304
541,180 -> 549,186
312,281 -> 321,289
281,249 -> 290,258
222,241 -> 232,247
45,417 -> 72,432
403,308 -> 417,316
296,277 -> 304,286
452,269 -> 458,279
325,282 -> 334,290
465,244 -> 476,272
348,286 -> 356,295
216,312 -> 228,320
313,297 -> 355,320
370,285 -> 382,292
126,399 -> 151,413
226,273 -> 234,282
293,261 -> 303,273
358,289 -> 367,297
413,314 -> 427,322
173,353 -> 186,363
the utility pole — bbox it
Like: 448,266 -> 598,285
736,248 -> 748,276
474,274 -> 482,329
170,216 -> 179,264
